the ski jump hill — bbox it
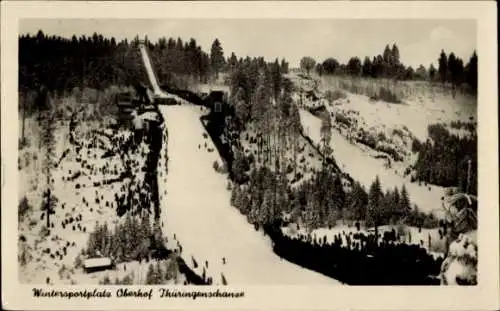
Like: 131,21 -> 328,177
137,41 -> 340,285
138,42 -> 190,105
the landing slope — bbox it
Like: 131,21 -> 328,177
158,105 -> 340,285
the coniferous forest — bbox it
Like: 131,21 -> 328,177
412,123 -> 477,195
19,31 -> 212,95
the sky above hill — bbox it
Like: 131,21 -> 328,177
20,19 -> 476,68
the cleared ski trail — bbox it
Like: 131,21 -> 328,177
138,43 -> 164,96
138,43 -> 189,102
299,109 -> 446,216
158,104 -> 340,285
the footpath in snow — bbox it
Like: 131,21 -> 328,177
157,104 -> 340,285
299,109 -> 446,217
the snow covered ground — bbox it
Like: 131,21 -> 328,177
326,92 -> 475,143
299,109 -> 446,217
18,118 -> 122,284
18,113 -> 159,284
158,104 -> 341,285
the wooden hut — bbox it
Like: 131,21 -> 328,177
83,257 -> 115,273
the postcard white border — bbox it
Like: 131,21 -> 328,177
2,1 -> 498,310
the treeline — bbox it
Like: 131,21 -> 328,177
231,164 -> 437,231
412,123 -> 477,195
20,31 -> 144,93
82,213 -> 168,264
19,31 -> 210,93
437,50 -> 477,91
19,31 -> 241,95
20,30 -> 290,95
301,44 -> 478,94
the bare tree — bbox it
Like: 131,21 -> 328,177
40,108 -> 57,231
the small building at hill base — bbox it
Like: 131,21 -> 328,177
131,110 -> 164,131
83,257 -> 115,273
204,90 -> 232,137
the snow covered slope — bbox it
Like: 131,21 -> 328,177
138,43 -> 164,97
158,104 -> 341,285
138,43 -> 189,103
299,109 -> 446,217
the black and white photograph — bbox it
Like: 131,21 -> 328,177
2,1 -> 499,310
